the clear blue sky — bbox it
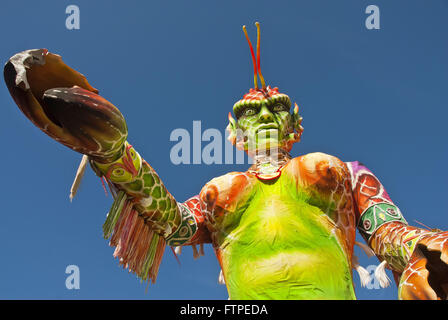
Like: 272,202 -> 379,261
1,0 -> 447,300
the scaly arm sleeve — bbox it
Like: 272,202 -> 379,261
90,143 -> 211,282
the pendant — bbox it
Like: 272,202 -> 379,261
255,170 -> 281,180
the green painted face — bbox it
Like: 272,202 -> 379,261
227,88 -> 304,154
236,101 -> 292,153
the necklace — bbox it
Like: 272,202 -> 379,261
248,149 -> 291,181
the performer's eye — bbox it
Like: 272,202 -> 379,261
113,168 -> 125,177
244,108 -> 257,116
272,103 -> 287,112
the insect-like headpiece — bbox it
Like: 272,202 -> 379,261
227,22 -> 303,152
232,22 -> 291,118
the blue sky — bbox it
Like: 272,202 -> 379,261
0,0 -> 447,300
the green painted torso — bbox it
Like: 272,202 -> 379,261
203,153 -> 357,300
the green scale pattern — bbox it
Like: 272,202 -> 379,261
92,142 -> 182,236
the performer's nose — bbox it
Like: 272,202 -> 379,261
258,106 -> 274,123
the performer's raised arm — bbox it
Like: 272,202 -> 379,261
4,49 -> 211,284
346,161 -> 448,300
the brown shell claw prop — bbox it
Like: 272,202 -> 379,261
4,49 -> 128,163
398,231 -> 448,300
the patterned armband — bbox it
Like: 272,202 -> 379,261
358,202 -> 408,243
165,203 -> 198,246
90,141 -> 142,184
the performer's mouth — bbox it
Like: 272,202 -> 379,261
256,124 -> 278,134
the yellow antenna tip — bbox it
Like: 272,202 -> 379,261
242,25 -> 249,37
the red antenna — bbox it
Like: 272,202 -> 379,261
242,25 -> 259,90
255,22 -> 266,89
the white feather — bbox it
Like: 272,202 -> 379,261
218,270 -> 225,285
69,155 -> 89,202
375,260 -> 391,288
352,254 -> 371,287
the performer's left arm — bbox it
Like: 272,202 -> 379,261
346,161 -> 448,300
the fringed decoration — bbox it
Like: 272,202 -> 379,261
103,191 -> 127,239
374,260 -> 391,288
69,155 -> 89,202
218,269 -> 225,285
105,179 -> 118,198
352,254 -> 370,287
192,245 -> 199,259
103,190 -> 166,284
100,176 -> 109,197
170,246 -> 181,265
355,241 -> 375,258
199,243 -> 205,257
